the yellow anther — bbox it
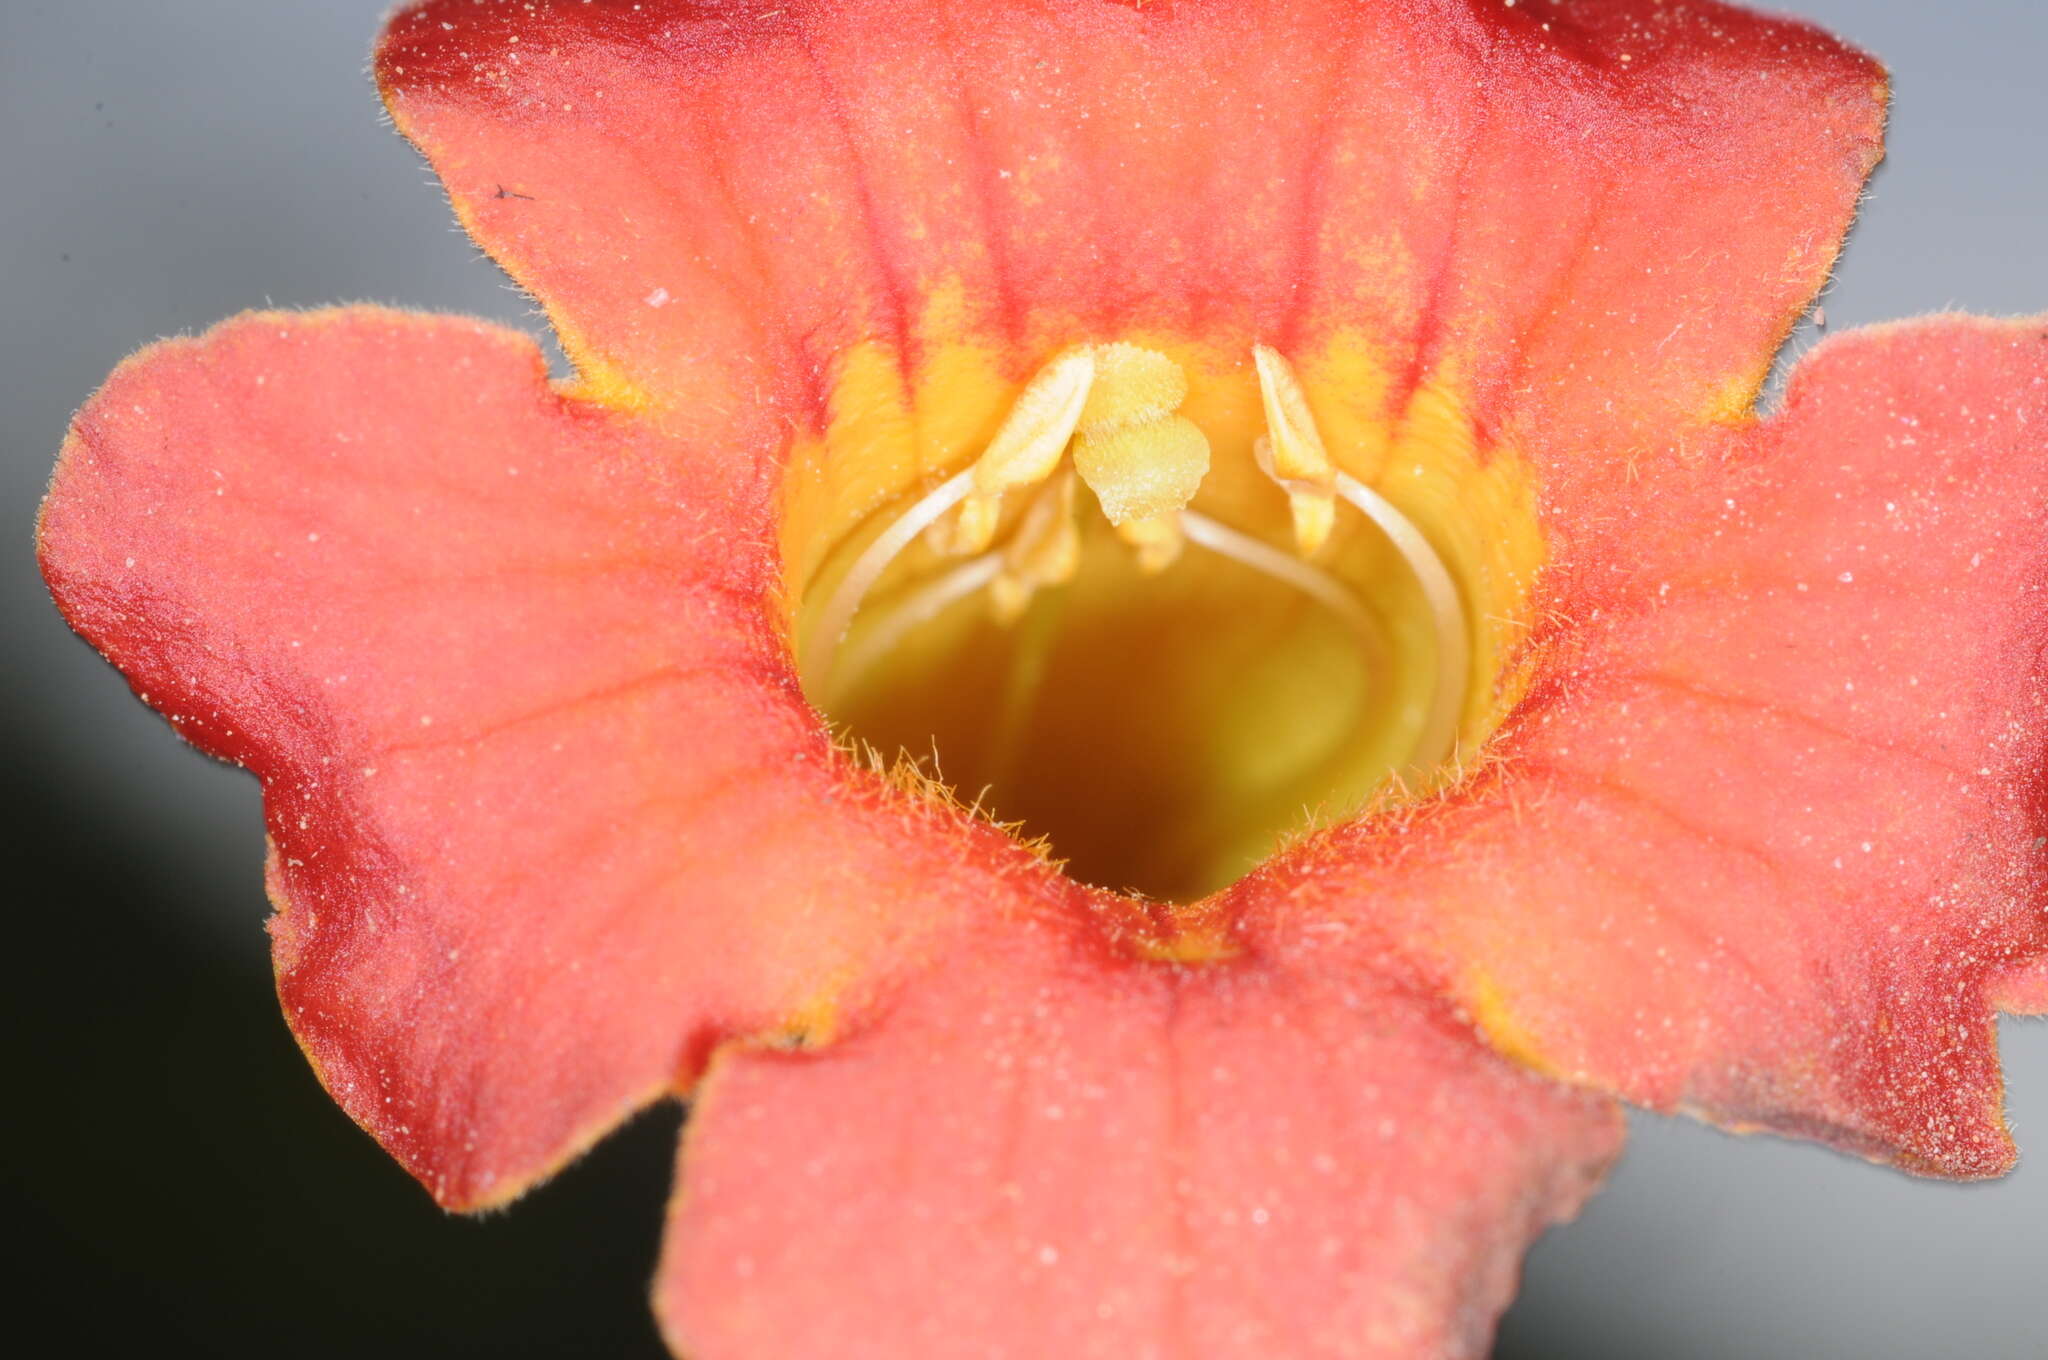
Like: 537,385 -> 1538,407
1007,472 -> 1082,580
1073,414 -> 1211,526
944,494 -> 1003,557
1078,342 -> 1188,430
975,349 -> 1098,496
986,573 -> 1033,626
1251,345 -> 1333,484
1115,512 -> 1185,575
1252,345 -> 1339,556
938,349 -> 1097,555
990,473 -> 1081,623
1290,486 -> 1338,558
940,340 -> 1207,554
1254,435 -> 1338,558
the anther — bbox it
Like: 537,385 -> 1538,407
801,464 -> 979,693
1252,344 -> 1339,557
943,349 -> 1097,556
989,472 -> 1082,623
808,342 -> 1194,697
1114,513 -> 1186,575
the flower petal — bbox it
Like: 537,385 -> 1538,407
37,309 -> 1044,1209
657,915 -> 1620,1359
1992,959 -> 2048,1017
375,0 -> 1880,456
1241,316 -> 2048,1177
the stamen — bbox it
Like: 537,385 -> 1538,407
1252,344 -> 1471,775
827,550 -> 1005,699
803,341 -> 1199,697
1178,510 -> 1374,637
989,472 -> 1082,623
1253,435 -> 1337,561
943,349 -> 1097,555
800,465 -> 976,692
827,506 -> 1384,706
1331,469 -> 1469,772
1252,344 -> 1339,556
1114,512 -> 1187,575
1251,344 -> 1333,484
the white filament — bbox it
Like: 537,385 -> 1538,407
1177,511 -> 1376,638
826,552 -> 1006,700
799,468 -> 975,695
1331,471 -> 1469,772
813,503 -> 1390,709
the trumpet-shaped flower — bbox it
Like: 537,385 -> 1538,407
38,1 -> 2046,1355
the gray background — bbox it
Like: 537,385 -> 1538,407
2,2 -> 2042,1356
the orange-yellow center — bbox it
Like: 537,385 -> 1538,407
783,322 -> 1545,902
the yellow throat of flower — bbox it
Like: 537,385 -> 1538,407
783,330 -> 1545,903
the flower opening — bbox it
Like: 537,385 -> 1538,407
787,330 -> 1544,900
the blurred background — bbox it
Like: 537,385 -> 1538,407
3,2 -> 2042,1356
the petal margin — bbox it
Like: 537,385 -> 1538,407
1993,959 -> 2048,1016
658,914 -> 1621,1359
37,309 -> 1059,1208
1243,316 -> 2048,1176
374,0 -> 1882,466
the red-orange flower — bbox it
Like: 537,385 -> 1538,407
37,1 -> 2047,1356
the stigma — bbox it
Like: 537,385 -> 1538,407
934,341 -> 1210,595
